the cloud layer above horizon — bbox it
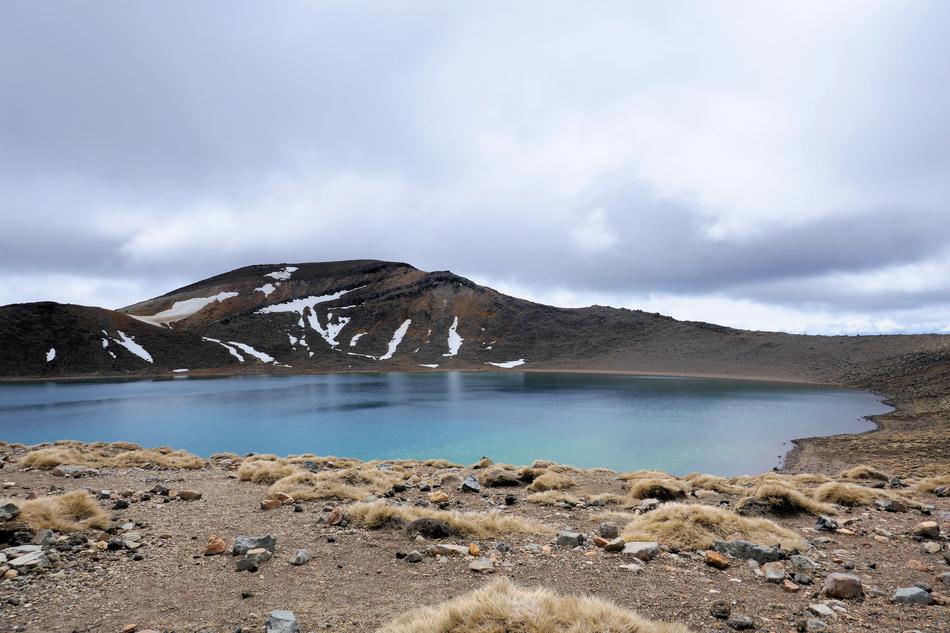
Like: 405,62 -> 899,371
1,1 -> 949,334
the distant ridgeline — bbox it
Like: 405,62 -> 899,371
0,259 -> 948,395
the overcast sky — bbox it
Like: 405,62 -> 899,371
2,1 -> 949,334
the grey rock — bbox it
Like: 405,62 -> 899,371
618,563 -> 643,573
726,615 -> 755,630
712,540 -> 787,563
8,550 -> 49,571
405,550 -> 423,563
789,554 -> 818,572
938,571 -> 950,586
243,548 -> 273,566
762,561 -> 786,582
266,610 -> 300,633
821,573 -> 863,600
459,475 -> 481,493
469,558 -> 495,573
794,572 -> 814,585
710,600 -> 731,619
289,549 -> 310,566
2,545 -> 41,558
808,604 -> 836,618
891,587 -> 934,605
556,531 -> 584,547
32,529 -> 56,546
430,544 -> 470,557
232,535 -> 277,555
50,465 -> 99,478
814,515 -> 838,532
598,522 -> 619,539
0,502 -> 20,521
637,498 -> 661,513
875,498 -> 907,512
622,541 -> 660,561
803,618 -> 828,632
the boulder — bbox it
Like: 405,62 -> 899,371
821,573 -> 863,600
407,518 -> 456,539
556,531 -> 584,547
637,498 -> 661,513
622,541 -> 660,561
891,587 -> 934,605
232,535 -> 276,556
290,549 -> 310,566
712,540 -> 786,564
459,475 -> 481,493
266,610 -> 300,633
914,521 -> 939,539
0,503 -> 20,521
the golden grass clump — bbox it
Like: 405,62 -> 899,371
735,483 -> 836,517
839,465 -> 890,482
812,482 -> 879,507
912,475 -> 950,494
526,491 -> 582,506
237,459 -> 300,484
376,577 -> 692,633
618,470 -> 672,481
526,472 -> 576,492
683,473 -> 744,495
11,491 -> 109,532
20,443 -> 205,470
621,503 -> 805,551
348,501 -> 553,538
627,478 -> 691,501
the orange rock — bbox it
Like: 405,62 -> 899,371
121,625 -> 137,633
327,507 -> 344,526
260,498 -> 281,511
204,535 -> 227,556
783,579 -> 800,592
593,536 -> 610,548
272,492 -> 294,505
468,543 -> 480,556
704,550 -> 731,570
427,491 -> 449,503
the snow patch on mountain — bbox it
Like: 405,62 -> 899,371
113,331 -> 153,363
264,266 -> 299,281
228,341 -> 275,363
46,348 -> 55,362
486,359 -> 525,368
349,332 -> 367,347
202,337 -> 245,362
133,291 -> 239,326
443,316 -> 463,357
379,319 -> 411,360
256,283 -> 277,296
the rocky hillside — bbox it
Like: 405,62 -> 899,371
1,259 -> 948,391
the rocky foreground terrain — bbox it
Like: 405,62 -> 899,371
0,442 -> 948,633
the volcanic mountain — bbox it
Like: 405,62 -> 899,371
0,260 -> 948,401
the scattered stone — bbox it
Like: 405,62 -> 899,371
622,541 -> 660,561
427,491 -> 449,503
875,498 -> 907,512
177,490 -> 202,501
710,600 -> 731,619
205,535 -> 227,556
265,610 -> 300,633
407,518 -> 456,539
459,475 -> 481,493
914,521 -> 940,539
762,561 -> 785,583
923,541 -> 941,554
290,549 -> 310,566
504,494 -> 517,506
618,563 -> 643,573
704,550 -> 731,569
232,535 -> 277,556
469,558 -> 495,573
32,529 -> 55,546
891,587 -> 934,605
783,579 -> 800,592
243,548 -> 272,566
821,573 -> 863,600
8,550 -> 49,571
113,499 -> 130,510
431,544 -> 470,557
555,531 -> 584,547
260,498 -> 282,511
468,543 -> 480,557
121,625 -> 137,633
726,615 -> 755,630
814,515 -> 838,532
712,540 -> 786,564
801,618 -> 828,632
0,503 -> 20,521
789,554 -> 818,572
602,537 -> 624,552
598,522 -> 619,539
327,507 -> 344,526
637,498 -> 661,513
405,551 -> 423,563
50,465 -> 99,478
794,572 -> 813,585
808,604 -> 835,618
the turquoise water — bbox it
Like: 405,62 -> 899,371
0,372 -> 890,476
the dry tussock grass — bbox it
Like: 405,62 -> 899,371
627,478 -> 691,501
10,491 -> 109,532
588,492 -> 626,506
618,470 -> 671,481
735,483 -> 836,516
812,482 -> 879,506
268,467 -> 402,501
20,443 -> 205,470
348,501 -> 554,538
526,472 -> 576,492
526,491 -> 582,506
912,475 -> 950,494
621,503 -> 805,551
839,465 -> 890,482
238,460 -> 300,484
376,577 -> 692,633
683,473 -> 743,495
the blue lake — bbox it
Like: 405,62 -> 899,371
0,372 -> 890,476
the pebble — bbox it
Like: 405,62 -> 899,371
290,549 -> 310,566
726,615 -> 755,630
762,561 -> 785,583
710,600 -> 731,619
204,535 -> 227,556
618,563 -> 643,573
406,551 -> 423,563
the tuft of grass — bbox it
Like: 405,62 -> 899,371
376,577 -> 692,633
527,472 -> 576,492
348,501 -> 554,538
268,471 -> 369,501
735,483 -> 836,517
839,465 -> 890,482
11,491 -> 109,532
812,482 -> 878,507
238,460 -> 300,484
618,470 -> 672,481
912,475 -> 950,494
621,502 -> 805,551
526,491 -> 582,506
627,478 -> 691,501
20,443 -> 205,470
683,473 -> 744,495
